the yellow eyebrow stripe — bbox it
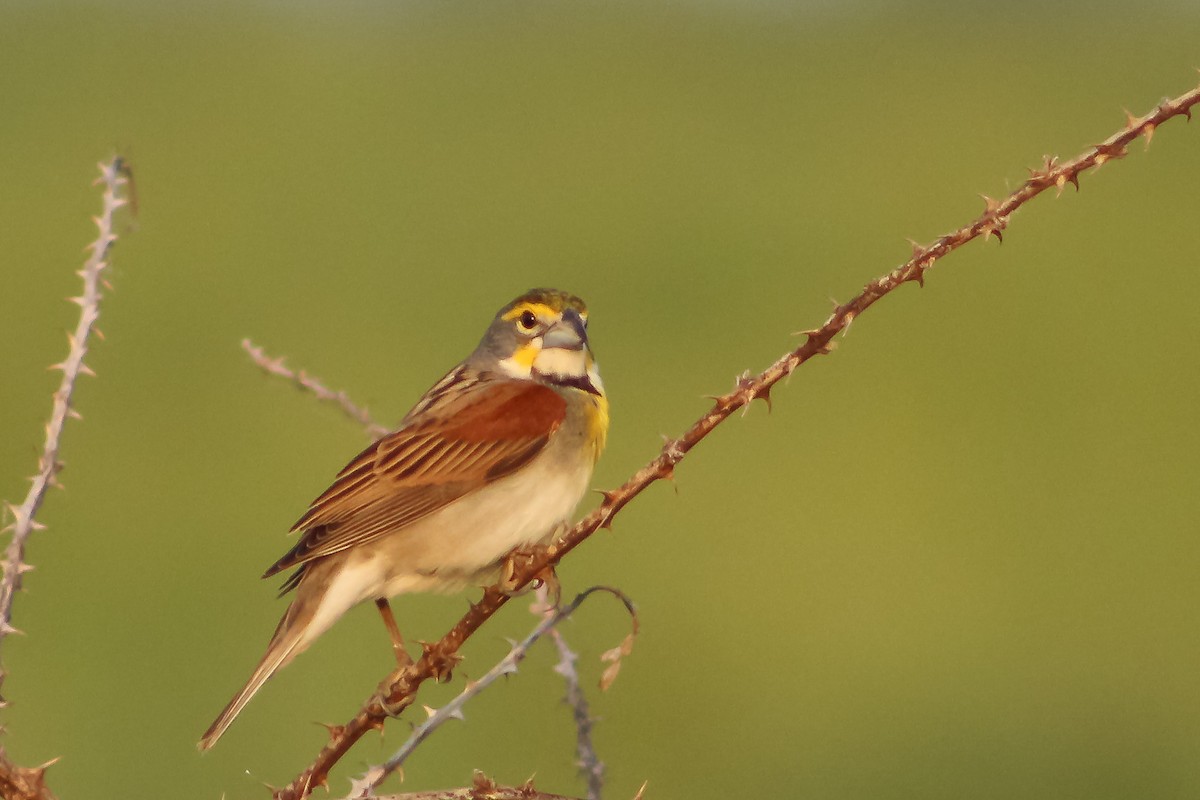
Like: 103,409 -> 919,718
502,302 -> 557,321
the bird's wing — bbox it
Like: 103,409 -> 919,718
262,377 -> 566,577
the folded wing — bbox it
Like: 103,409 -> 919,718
262,378 -> 566,580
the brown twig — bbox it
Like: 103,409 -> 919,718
271,81 -> 1200,799
241,339 -> 391,440
0,749 -> 58,800
360,771 -> 581,800
365,791 -> 578,800
0,157 -> 128,691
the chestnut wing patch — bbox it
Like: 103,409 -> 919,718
262,380 -> 566,578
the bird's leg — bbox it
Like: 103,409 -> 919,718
375,598 -> 413,667
535,563 -> 562,608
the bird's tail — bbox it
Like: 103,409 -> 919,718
197,602 -> 310,751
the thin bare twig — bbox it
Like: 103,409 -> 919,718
345,587 -> 634,799
0,157 -> 128,693
271,81 -> 1200,799
241,339 -> 391,440
548,627 -> 604,800
0,156 -> 128,800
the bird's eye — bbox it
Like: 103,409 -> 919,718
518,310 -> 538,331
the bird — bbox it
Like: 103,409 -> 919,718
198,288 -> 607,750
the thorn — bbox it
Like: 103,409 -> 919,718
1092,141 -> 1128,167
346,773 -> 377,798
0,621 -> 24,637
978,196 -> 1009,243
67,296 -> 86,307
755,385 -> 773,412
79,362 -> 97,378
94,327 -> 105,341
315,721 -> 346,741
47,362 -> 66,373
632,779 -> 650,800
1055,170 -> 1081,196
67,409 -> 83,421
356,765 -> 389,794
1141,122 -> 1156,149
5,504 -> 26,527
905,258 -> 926,287
422,705 -> 437,718
473,771 -> 497,792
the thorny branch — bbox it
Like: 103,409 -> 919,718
0,157 -> 129,800
242,339 -> 391,440
0,749 -> 58,800
269,82 -> 1200,799
548,626 -> 604,800
342,588 -> 635,799
364,771 -> 584,800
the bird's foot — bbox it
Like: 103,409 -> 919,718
499,544 -> 560,604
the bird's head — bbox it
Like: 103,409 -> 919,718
474,288 -> 604,397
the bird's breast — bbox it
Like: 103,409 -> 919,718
366,422 -> 597,593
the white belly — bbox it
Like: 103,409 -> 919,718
301,447 -> 592,648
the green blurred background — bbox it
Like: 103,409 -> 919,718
2,2 -> 1199,798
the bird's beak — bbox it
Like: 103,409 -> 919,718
536,309 -> 602,396
542,309 -> 588,352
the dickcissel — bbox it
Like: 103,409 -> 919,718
199,288 -> 607,750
